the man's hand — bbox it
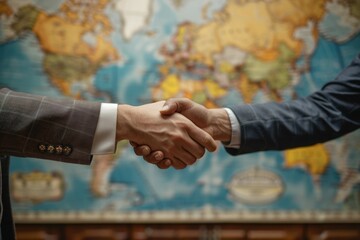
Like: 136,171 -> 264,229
160,98 -> 231,141
116,101 -> 217,169
131,99 -> 232,168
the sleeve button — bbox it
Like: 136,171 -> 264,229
47,145 -> 55,154
55,145 -> 63,154
38,144 -> 47,152
63,146 -> 72,156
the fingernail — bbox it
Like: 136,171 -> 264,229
161,105 -> 169,111
155,153 -> 162,161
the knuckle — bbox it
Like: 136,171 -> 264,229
171,132 -> 184,142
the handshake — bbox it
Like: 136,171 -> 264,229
116,98 -> 232,169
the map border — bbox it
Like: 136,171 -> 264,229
14,211 -> 360,223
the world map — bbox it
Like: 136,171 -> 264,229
0,0 -> 359,222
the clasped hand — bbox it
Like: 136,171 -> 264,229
128,99 -> 231,169
116,100 -> 222,169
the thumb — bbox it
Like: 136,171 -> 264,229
160,98 -> 192,115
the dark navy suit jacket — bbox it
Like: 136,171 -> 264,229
226,54 -> 360,155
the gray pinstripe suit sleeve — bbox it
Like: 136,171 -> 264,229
0,88 -> 101,165
226,53 -> 360,155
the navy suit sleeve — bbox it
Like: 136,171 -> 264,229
226,54 -> 360,155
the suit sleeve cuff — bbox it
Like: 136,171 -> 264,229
91,103 -> 118,154
222,108 -> 241,149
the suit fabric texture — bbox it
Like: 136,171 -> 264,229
226,53 -> 360,155
0,88 -> 101,239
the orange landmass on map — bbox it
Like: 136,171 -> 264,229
0,1 -> 12,17
33,12 -> 118,64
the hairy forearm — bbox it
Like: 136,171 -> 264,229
116,104 -> 135,142
208,108 -> 232,142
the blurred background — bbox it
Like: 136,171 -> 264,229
0,0 -> 359,239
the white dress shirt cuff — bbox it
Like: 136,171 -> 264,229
91,103 -> 118,154
222,108 -> 241,149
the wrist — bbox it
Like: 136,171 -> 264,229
116,104 -> 133,141
209,108 -> 231,142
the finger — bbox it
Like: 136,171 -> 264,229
151,151 -> 165,162
171,138 -> 201,162
160,98 -> 191,115
180,144 -> 203,163
171,157 -> 187,169
187,124 -> 217,152
129,141 -> 138,147
170,145 -> 198,166
167,125 -> 206,163
156,159 -> 172,169
143,151 -> 164,164
184,144 -> 205,159
134,145 -> 151,156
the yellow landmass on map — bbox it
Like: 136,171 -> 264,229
158,74 -> 180,99
237,74 -> 260,104
192,0 -> 327,65
174,24 -> 189,48
0,1 -> 12,17
152,71 -> 227,105
267,0 -> 326,28
192,21 -> 221,65
219,61 -> 234,74
155,0 -> 329,107
205,79 -> 227,98
284,144 -> 329,175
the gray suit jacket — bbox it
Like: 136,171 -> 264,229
0,88 -> 101,239
226,53 -> 360,155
